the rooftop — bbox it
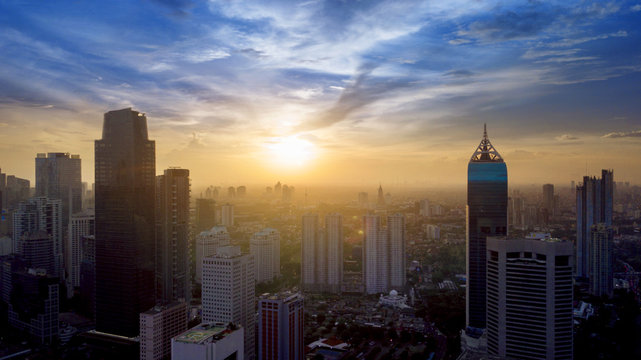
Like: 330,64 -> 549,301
173,323 -> 239,344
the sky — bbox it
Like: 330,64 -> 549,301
0,0 -> 640,188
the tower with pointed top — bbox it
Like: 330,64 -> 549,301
377,184 -> 385,206
466,124 -> 508,330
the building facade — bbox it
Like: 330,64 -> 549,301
172,323 -> 244,360
140,301 -> 188,360
589,223 -> 613,297
251,228 -> 280,283
195,226 -> 230,284
67,210 -> 94,287
486,235 -> 573,360
301,213 -> 343,293
466,125 -> 508,329
202,246 -> 255,360
35,152 -> 82,228
257,292 -> 304,360
94,108 -> 156,337
363,214 -> 405,294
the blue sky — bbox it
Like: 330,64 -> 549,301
0,0 -> 640,186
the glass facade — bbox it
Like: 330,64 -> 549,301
95,108 -> 155,337
466,137 -> 508,330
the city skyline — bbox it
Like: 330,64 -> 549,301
1,1 -> 641,186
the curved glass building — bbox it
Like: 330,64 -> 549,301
466,125 -> 508,330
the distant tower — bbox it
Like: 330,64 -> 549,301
466,124 -> 507,330
387,214 -> 406,290
221,203 -> 234,227
301,214 -> 320,291
195,226 -> 230,284
377,184 -> 385,206
576,169 -> 613,280
542,184 -> 554,218
257,292 -> 304,360
195,198 -> 216,232
35,152 -> 82,228
301,213 -> 343,293
325,213 -> 343,293
363,214 -> 406,294
250,228 -> 280,283
67,210 -> 95,288
94,108 -> 156,337
156,168 -> 190,304
589,224 -> 613,297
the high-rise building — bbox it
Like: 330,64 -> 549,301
19,231 -> 54,275
94,108 -> 156,337
35,152 -> 82,227
576,169 -> 613,280
156,168 -> 190,304
172,323 -> 244,360
140,301 -> 188,360
466,124 -> 507,330
257,292 -> 304,360
377,185 -> 385,206
227,186 -> 236,198
202,246 -> 255,360
301,214 -> 343,293
542,184 -> 554,218
236,186 -> 246,197
251,228 -> 280,283
195,226 -> 230,284
363,214 -> 405,294
67,210 -> 94,288
486,235 -> 573,360
12,197 -> 63,277
7,268 -> 59,344
79,235 -> 96,319
589,224 -> 613,297
221,203 -> 234,227
0,168 -> 30,211
358,192 -> 368,208
195,198 -> 216,232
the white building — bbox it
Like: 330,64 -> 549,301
172,323 -> 244,360
425,224 -> 440,240
388,214 -> 405,290
301,214 -> 320,290
202,246 -> 255,360
67,210 -> 94,288
325,214 -> 343,293
140,301 -> 188,360
301,213 -> 343,293
195,226 -> 230,284
250,228 -> 280,283
363,214 -> 405,294
487,235 -> 573,360
221,203 -> 234,227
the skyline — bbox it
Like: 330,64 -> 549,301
1,1 -> 641,186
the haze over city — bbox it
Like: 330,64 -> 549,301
1,1 -> 641,187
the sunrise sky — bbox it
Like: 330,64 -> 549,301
1,1 -> 640,187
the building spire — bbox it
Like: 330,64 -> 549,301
470,124 -> 504,162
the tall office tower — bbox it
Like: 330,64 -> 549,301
202,246 -> 255,360
7,268 -> 59,344
1,172 -> 30,210
377,185 -> 385,206
487,235 -> 573,360
12,197 -> 63,277
221,203 -> 234,227
35,152 -> 82,227
301,214 -> 320,291
19,231 -> 54,275
542,184 -> 555,217
94,108 -> 156,337
195,226 -> 230,284
466,124 -> 507,329
274,181 -> 282,196
358,192 -> 369,208
363,215 -> 388,294
140,301 -> 188,360
172,323 -> 244,360
156,168 -> 190,304
79,235 -> 96,318
67,210 -> 94,288
576,169 -> 613,280
388,214 -> 406,290
251,228 -> 280,283
589,224 -> 613,297
257,292 -> 304,360
301,214 -> 343,293
227,186 -> 236,198
195,198 -> 216,232
325,213 -> 343,293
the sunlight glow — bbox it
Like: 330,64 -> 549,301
264,136 -> 316,167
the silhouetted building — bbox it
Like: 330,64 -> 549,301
156,168 -> 190,304
195,198 -> 216,232
35,152 -> 82,228
358,192 -> 368,208
18,231 -> 54,276
236,186 -> 246,197
94,108 -> 155,337
221,203 -> 234,227
576,169 -> 613,280
589,224 -> 613,297
487,234 -> 573,360
377,185 -> 385,206
542,184 -> 554,219
257,292 -> 304,360
79,235 -> 95,318
466,125 -> 507,330
0,169 -> 30,211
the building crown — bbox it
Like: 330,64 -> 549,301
470,124 -> 504,162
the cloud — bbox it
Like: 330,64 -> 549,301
555,134 -> 579,141
602,130 -> 641,138
548,30 -> 627,48
444,70 -> 474,78
458,6 -> 557,42
632,5 -> 641,12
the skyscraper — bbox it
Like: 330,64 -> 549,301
387,214 -> 406,290
542,183 -> 554,219
257,292 -> 304,360
466,124 -> 507,329
202,246 -> 255,360
195,198 -> 216,232
140,301 -> 188,360
576,169 -> 613,280
363,214 -> 405,294
94,108 -> 155,337
250,228 -> 280,283
156,168 -> 190,304
589,223 -> 613,297
486,235 -> 573,360
35,152 -> 82,227
377,184 -> 385,206
301,213 -> 343,293
195,226 -> 230,284
221,203 -> 234,227
67,210 -> 94,288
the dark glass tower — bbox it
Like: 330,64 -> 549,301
466,125 -> 507,330
95,108 -> 155,337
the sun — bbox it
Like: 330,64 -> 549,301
265,136 -> 316,167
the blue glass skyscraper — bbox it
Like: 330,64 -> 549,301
466,125 -> 507,330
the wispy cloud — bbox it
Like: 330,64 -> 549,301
602,130 -> 641,138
